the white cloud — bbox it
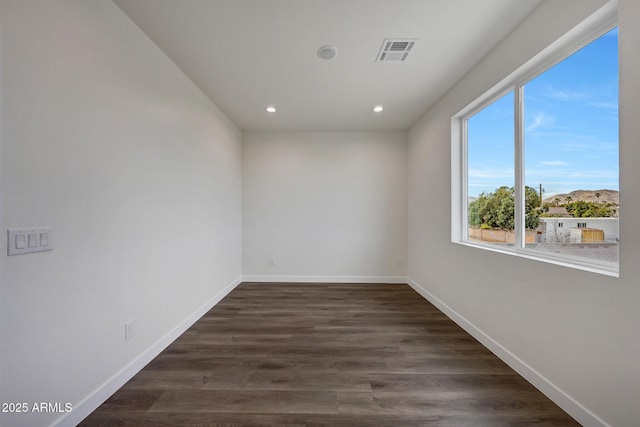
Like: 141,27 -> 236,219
546,89 -> 587,101
468,168 -> 514,179
534,83 -> 588,102
559,141 -> 617,153
526,112 -> 554,132
540,160 -> 568,167
589,101 -> 618,111
568,170 -> 619,179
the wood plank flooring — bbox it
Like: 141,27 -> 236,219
79,283 -> 580,426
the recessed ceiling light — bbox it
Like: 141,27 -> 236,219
266,106 -> 276,113
317,45 -> 338,60
373,105 -> 384,113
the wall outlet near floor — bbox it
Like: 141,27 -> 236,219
397,258 -> 404,267
269,257 -> 276,266
125,319 -> 135,340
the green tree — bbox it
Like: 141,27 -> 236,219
468,186 -> 540,230
468,196 -> 483,228
525,186 -> 542,229
468,188 -> 504,228
497,187 -> 515,230
565,200 -> 613,218
565,200 -> 590,217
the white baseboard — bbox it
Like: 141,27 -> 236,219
53,276 -> 243,427
242,275 -> 408,284
406,277 -> 608,427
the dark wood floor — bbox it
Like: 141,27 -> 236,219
80,283 -> 580,426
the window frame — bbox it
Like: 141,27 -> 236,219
452,4 -> 619,277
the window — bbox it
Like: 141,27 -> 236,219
454,9 -> 618,276
466,91 -> 514,246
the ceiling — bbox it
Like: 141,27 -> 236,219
114,0 -> 544,132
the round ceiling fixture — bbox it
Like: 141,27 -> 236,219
317,45 -> 338,60
373,105 -> 384,113
266,106 -> 276,113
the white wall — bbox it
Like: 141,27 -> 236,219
408,0 -> 640,426
0,2 -> 242,426
243,132 -> 407,281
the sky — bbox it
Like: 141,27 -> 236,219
467,27 -> 618,198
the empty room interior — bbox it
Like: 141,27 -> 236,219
1,0 -> 639,426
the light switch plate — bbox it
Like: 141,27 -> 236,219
8,227 -> 53,256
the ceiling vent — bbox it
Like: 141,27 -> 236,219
376,38 -> 417,62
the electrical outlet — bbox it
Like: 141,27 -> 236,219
397,258 -> 404,267
269,257 -> 276,266
125,319 -> 135,340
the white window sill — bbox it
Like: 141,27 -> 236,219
454,240 -> 619,278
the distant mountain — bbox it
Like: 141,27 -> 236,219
543,189 -> 619,205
